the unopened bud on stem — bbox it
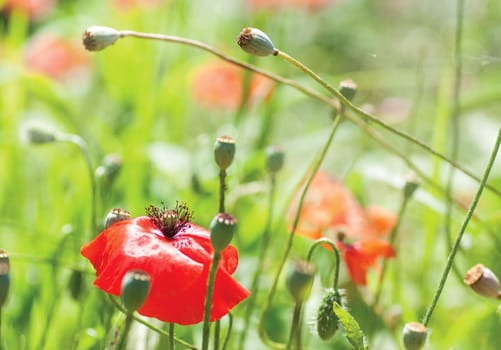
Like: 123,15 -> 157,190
83,26 -> 122,51
237,27 -> 278,57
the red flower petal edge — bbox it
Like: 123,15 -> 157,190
81,216 -> 249,325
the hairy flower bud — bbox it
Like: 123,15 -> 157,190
316,289 -> 343,340
210,213 -> 237,253
214,136 -> 236,171
82,26 -> 121,52
237,27 -> 278,56
402,322 -> 427,350
121,270 -> 151,312
464,264 -> 501,299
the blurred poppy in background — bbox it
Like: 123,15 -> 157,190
1,0 -> 55,21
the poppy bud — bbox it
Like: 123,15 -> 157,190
265,145 -> 285,174
237,27 -> 278,57
214,136 -> 236,171
121,270 -> 151,313
95,154 -> 123,183
67,269 -> 83,300
21,121 -> 59,144
104,208 -> 131,229
404,175 -> 420,199
210,213 -> 237,253
82,26 -> 121,52
402,322 -> 427,350
286,260 -> 316,303
464,264 -> 501,299
316,289 -> 343,340
0,249 -> 10,308
339,79 -> 357,102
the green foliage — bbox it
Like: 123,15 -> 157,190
333,301 -> 367,350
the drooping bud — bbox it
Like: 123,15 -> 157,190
237,27 -> 278,57
210,213 -> 237,253
82,26 -> 122,52
95,153 -> 123,183
402,322 -> 428,350
265,145 -> 285,174
121,270 -> 151,313
67,269 -> 83,300
20,121 -> 60,145
339,79 -> 357,102
104,208 -> 131,229
286,260 -> 316,303
214,136 -> 236,171
316,289 -> 343,340
0,249 -> 10,308
464,264 -> 501,299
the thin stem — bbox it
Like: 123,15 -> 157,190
169,323 -> 175,350
239,173 -> 277,349
108,296 -> 197,349
219,170 -> 226,213
258,115 -> 343,349
306,238 -> 341,291
202,252 -> 221,350
117,313 -> 133,350
221,313 -> 233,350
422,128 -> 501,326
286,303 -> 303,350
113,29 -> 501,198
372,192 -> 411,307
213,320 -> 220,350
0,308 -> 3,350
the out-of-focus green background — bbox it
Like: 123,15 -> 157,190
1,0 -> 501,349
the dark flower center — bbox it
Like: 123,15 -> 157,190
146,201 -> 193,238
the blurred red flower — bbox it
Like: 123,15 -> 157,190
110,0 -> 164,12
81,205 -> 249,325
247,0 -> 334,11
291,171 -> 396,285
190,61 -> 274,110
2,0 -> 55,20
24,33 -> 89,81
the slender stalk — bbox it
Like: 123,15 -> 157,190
258,115 -> 343,349
219,170 -> 226,213
0,308 -> 3,350
286,302 -> 303,350
306,238 -> 341,291
113,29 -> 501,198
108,296 -> 197,349
422,128 -> 501,326
202,252 -> 221,350
213,320 -> 220,350
239,172 -> 277,349
221,313 -> 233,350
117,313 -> 133,350
168,323 -> 175,350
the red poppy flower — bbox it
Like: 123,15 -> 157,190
109,0 -> 164,12
24,33 -> 89,81
2,0 -> 55,21
291,171 -> 396,286
81,204 -> 250,325
190,61 -> 274,110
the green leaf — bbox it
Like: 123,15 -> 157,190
333,302 -> 368,350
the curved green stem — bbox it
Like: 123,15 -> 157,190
202,252 -> 221,350
306,238 -> 341,291
286,302 -> 303,350
422,128 -> 501,327
221,313 -> 233,350
258,115 -> 343,349
112,29 -> 500,198
117,313 -> 133,350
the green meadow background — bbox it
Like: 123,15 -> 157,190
1,0 -> 501,349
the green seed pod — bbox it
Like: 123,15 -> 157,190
286,260 -> 316,303
82,26 -> 121,52
403,175 -> 420,199
316,289 -> 342,340
265,145 -> 285,174
104,208 -> 131,229
214,136 -> 236,171
402,322 -> 427,350
339,79 -> 357,102
68,269 -> 83,301
464,264 -> 501,299
237,27 -> 278,57
121,270 -> 151,313
210,213 -> 237,253
0,249 -> 10,308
